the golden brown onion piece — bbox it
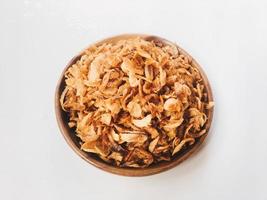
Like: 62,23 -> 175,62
60,37 -> 213,168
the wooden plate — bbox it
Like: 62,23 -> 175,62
55,34 -> 214,176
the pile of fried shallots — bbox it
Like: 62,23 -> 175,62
60,37 -> 214,168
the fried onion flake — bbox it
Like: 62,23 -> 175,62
60,37 -> 213,168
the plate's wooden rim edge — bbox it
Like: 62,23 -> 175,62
55,34 -> 214,177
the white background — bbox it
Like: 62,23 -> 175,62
1,0 -> 267,199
